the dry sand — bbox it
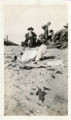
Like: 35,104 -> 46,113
4,46 -> 68,115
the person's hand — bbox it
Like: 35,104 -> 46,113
29,33 -> 32,37
28,40 -> 30,44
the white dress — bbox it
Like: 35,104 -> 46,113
35,44 -> 47,61
21,49 -> 37,62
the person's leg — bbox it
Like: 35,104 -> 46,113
35,51 -> 42,61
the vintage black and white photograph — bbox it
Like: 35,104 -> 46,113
4,5 -> 68,116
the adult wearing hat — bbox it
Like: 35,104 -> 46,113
42,22 -> 51,31
24,27 -> 37,47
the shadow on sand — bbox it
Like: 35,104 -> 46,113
40,56 -> 55,61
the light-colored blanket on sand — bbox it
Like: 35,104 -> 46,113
21,44 -> 47,62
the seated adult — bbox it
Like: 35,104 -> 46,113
23,27 -> 37,47
53,23 -> 68,43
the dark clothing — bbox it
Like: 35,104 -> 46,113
37,39 -> 42,46
48,35 -> 54,41
48,35 -> 52,41
37,34 -> 47,46
44,29 -> 49,37
53,29 -> 68,43
21,32 -> 37,47
23,32 -> 37,47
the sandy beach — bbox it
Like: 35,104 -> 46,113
4,46 -> 68,115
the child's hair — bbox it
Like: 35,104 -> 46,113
20,52 -> 23,55
50,29 -> 54,33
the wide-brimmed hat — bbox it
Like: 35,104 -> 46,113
63,23 -> 68,28
42,22 -> 51,30
27,27 -> 34,30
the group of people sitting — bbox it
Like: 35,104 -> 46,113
21,22 -> 54,48
12,22 -> 68,63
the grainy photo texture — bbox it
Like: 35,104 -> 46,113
4,5 -> 68,115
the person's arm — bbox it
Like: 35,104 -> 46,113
32,32 -> 37,42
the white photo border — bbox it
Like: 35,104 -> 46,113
0,0 -> 71,120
